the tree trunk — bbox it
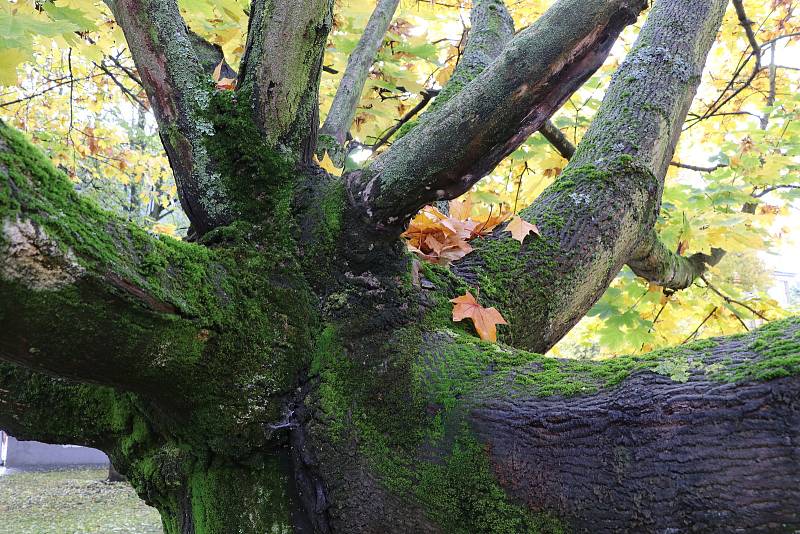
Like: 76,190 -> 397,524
2,0 -> 799,532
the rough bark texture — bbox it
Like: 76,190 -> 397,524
2,0 -> 799,533
470,318 -> 800,531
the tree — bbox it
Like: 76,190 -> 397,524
1,0 -> 799,532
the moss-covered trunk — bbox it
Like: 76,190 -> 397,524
2,0 -> 800,531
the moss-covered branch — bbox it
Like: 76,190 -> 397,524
627,231 -> 725,289
0,123 -> 317,450
0,123 -> 217,398
346,0 -> 647,234
300,268 -> 800,531
387,0 -> 515,142
107,0 -> 230,235
452,0 -> 728,352
238,0 -> 333,159
464,317 -> 800,531
0,361 -> 136,450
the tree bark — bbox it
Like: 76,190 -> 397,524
238,0 -> 333,159
2,0 -> 800,533
346,0 -> 648,234
469,318 -> 800,531
453,0 -> 728,352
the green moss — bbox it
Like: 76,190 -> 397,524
200,88 -> 296,222
187,458 -> 295,534
309,322 -> 565,532
712,317 -> 800,382
414,431 -> 566,534
0,120 -> 318,462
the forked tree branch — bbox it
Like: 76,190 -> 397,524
451,0 -> 728,352
318,0 -> 401,163
346,0 -> 648,233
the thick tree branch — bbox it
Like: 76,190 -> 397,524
238,0 -> 333,158
452,0 -> 728,352
0,123 -> 219,402
627,231 -> 725,290
464,317 -> 800,531
1,122 -> 321,461
429,0 -> 516,115
318,0 -> 401,163
377,0 -> 514,149
0,362 -> 132,450
346,0 -> 648,234
106,0 -> 228,235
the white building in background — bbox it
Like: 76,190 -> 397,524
0,430 -> 108,468
771,270 -> 799,308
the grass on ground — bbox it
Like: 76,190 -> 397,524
0,467 -> 162,533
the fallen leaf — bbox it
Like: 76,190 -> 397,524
450,291 -> 507,342
212,60 -> 224,81
504,215 -> 540,243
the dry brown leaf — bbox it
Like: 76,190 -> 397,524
505,215 -> 540,243
216,77 -> 237,90
450,291 -> 507,342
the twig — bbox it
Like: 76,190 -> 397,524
370,89 -> 439,150
752,184 -> 800,197
95,60 -> 148,110
669,161 -> 727,173
732,0 -> 761,58
682,306 -> 717,344
699,274 -> 769,321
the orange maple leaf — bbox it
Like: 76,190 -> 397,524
504,215 -> 540,243
450,291 -> 507,342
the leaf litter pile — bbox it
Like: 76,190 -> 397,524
403,198 -> 540,341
